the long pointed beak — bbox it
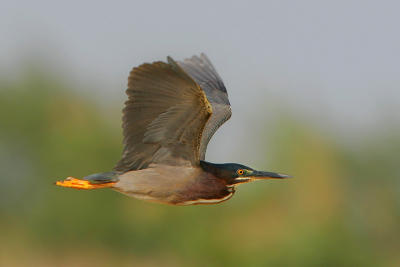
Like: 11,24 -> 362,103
251,170 -> 292,179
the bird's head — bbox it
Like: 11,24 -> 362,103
199,161 -> 291,185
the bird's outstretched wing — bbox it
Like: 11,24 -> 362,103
114,57 -> 212,172
178,53 -> 232,160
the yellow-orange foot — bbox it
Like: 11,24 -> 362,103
56,177 -> 115,190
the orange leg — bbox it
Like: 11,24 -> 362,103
56,177 -> 116,190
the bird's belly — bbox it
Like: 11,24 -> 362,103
113,166 -> 233,205
174,191 -> 234,205
115,188 -> 234,205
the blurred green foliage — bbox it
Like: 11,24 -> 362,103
0,66 -> 399,267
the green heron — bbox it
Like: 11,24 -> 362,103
56,54 -> 290,205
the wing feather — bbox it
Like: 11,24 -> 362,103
114,57 -> 212,172
178,54 -> 232,160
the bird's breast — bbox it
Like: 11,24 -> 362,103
114,164 -> 234,205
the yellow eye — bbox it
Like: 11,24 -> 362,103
237,169 -> 244,175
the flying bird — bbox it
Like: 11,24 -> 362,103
56,54 -> 290,205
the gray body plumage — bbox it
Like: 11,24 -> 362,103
114,164 -> 234,205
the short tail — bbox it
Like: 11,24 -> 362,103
56,172 -> 118,190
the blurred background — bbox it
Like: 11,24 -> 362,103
1,0 -> 399,266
